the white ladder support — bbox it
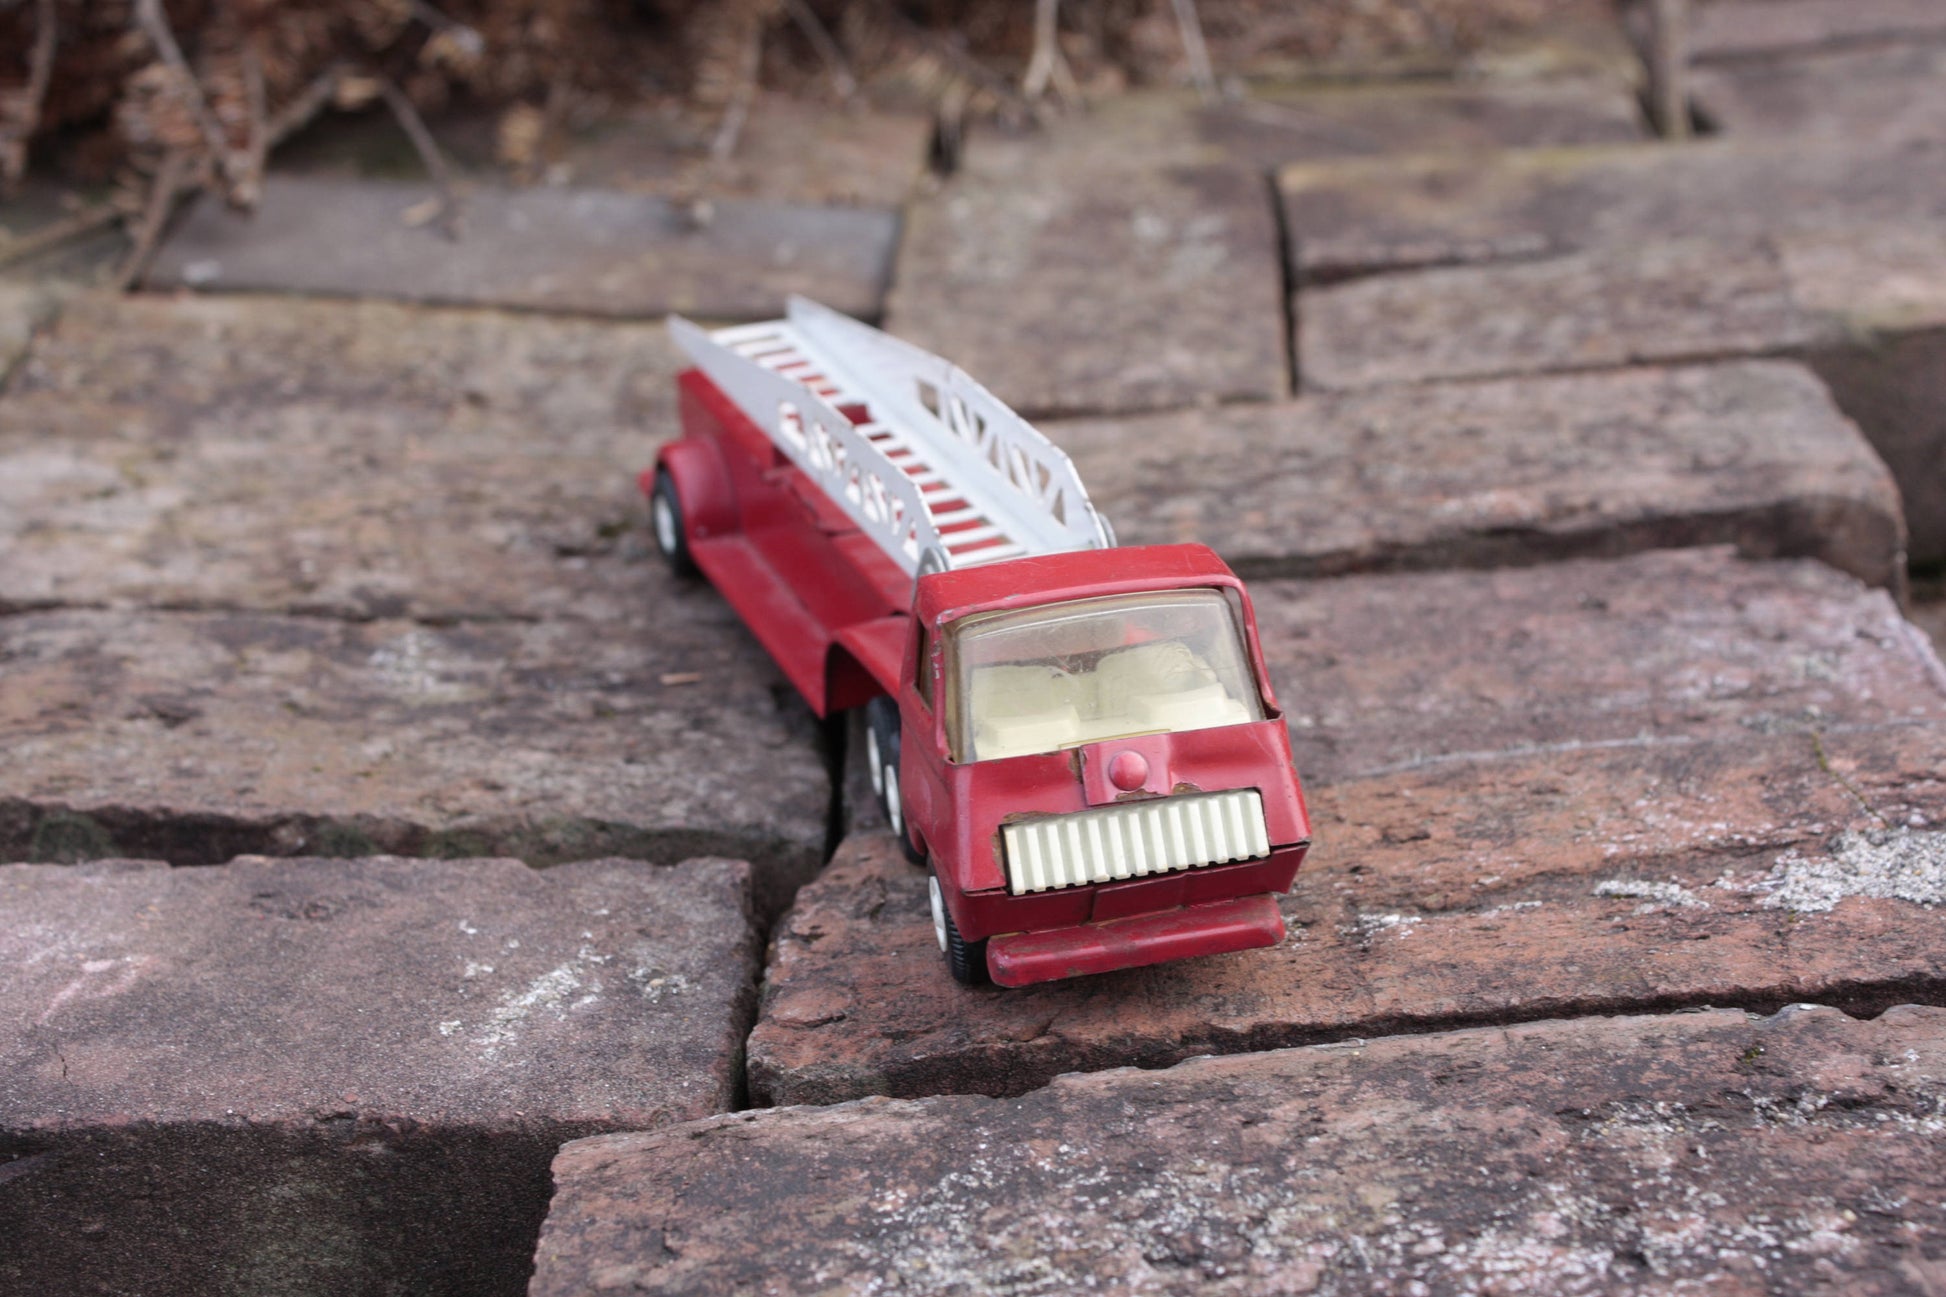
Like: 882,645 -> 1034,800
670,297 -> 1114,577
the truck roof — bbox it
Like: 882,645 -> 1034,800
913,543 -> 1245,627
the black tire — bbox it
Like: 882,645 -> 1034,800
865,696 -> 925,866
929,867 -> 990,986
649,468 -> 698,578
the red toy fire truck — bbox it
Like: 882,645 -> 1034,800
645,297 -> 1310,987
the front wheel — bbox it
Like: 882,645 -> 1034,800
929,868 -> 989,986
649,468 -> 698,578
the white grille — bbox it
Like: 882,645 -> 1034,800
1001,790 -> 1270,895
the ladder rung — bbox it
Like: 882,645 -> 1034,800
716,322 -> 788,345
930,505 -> 982,527
946,524 -> 1005,548
958,542 -> 1027,566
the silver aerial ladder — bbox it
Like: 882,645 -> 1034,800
669,296 -> 1115,578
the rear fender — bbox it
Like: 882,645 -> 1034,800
644,440 -> 735,543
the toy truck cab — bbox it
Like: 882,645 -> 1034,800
647,297 -> 1309,988
889,548 -> 1309,986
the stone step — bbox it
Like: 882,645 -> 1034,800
753,551 -> 1946,1106
0,291 -> 681,622
146,176 -> 899,322
0,854 -> 759,1297
1298,228 -> 1946,564
536,1004 -> 1946,1294
1054,359 -> 1903,590
0,606 -> 828,915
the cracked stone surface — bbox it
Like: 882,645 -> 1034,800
0,604 -> 827,911
1056,359 -> 1904,589
542,1005 -> 1946,1295
0,855 -> 759,1297
148,176 -> 898,320
750,552 -> 1946,1105
0,291 -> 684,622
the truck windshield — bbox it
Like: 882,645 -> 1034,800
946,589 -> 1266,762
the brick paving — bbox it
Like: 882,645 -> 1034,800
753,552 -> 1946,1105
1056,359 -> 1903,588
540,1006 -> 1946,1295
0,855 -> 758,1296
4,23 -> 1946,1292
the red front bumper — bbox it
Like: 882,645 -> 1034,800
985,893 -> 1285,988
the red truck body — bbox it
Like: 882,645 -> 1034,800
648,310 -> 1310,988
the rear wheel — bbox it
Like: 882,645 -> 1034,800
649,468 -> 698,578
929,868 -> 990,986
866,697 -> 924,865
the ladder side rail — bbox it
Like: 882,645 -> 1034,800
671,317 -> 941,578
787,297 -> 1113,556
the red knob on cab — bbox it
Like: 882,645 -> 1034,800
1107,750 -> 1149,792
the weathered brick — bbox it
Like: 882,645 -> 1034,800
1277,134 -> 1946,283
0,855 -> 758,1297
750,552 -> 1946,1105
0,605 -> 827,911
541,1006 -> 1946,1295
1691,40 -> 1946,142
886,161 -> 1286,417
1056,359 -> 1904,589
147,176 -> 898,320
1300,226 -> 1946,561
1691,0 -> 1946,60
0,292 -> 682,621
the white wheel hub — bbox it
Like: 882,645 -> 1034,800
865,726 -> 883,797
652,491 -> 678,556
928,874 -> 948,953
884,762 -> 903,837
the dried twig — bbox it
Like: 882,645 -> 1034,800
133,0 -> 233,172
1,0 -> 58,188
113,149 -> 195,290
709,20 -> 765,162
266,61 -> 347,149
782,0 -> 857,100
377,76 -> 463,239
232,32 -> 269,208
1171,0 -> 1218,102
0,204 -> 121,271
1021,0 -> 1079,106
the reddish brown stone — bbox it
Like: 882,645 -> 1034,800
0,855 -> 759,1297
0,605 -> 827,912
0,291 -> 683,621
147,176 -> 898,321
1055,359 -> 1904,590
540,1005 -> 1946,1296
1691,41 -> 1946,143
1299,226 -> 1946,562
750,552 -> 1946,1105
